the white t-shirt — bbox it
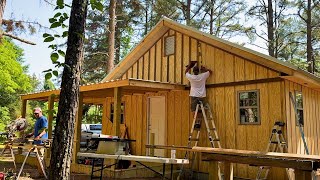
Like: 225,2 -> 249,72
186,71 -> 210,97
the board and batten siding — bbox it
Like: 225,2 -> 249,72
284,80 -> 320,156
114,28 -> 290,179
101,80 -> 286,179
121,29 -> 280,85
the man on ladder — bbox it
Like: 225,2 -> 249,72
185,61 -> 212,128
182,61 -> 222,179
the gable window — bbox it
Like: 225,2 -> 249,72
238,90 -> 260,124
295,91 -> 304,126
164,35 -> 175,56
110,102 -> 125,124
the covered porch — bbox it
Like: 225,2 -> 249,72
19,78 -> 185,166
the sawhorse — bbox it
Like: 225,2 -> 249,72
0,142 -> 16,170
16,145 -> 47,179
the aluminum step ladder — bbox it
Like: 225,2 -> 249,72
256,121 -> 292,180
178,100 -> 222,180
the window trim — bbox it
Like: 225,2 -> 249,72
110,102 -> 125,124
237,90 -> 260,125
163,35 -> 175,56
294,90 -> 304,126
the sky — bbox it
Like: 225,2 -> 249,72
4,0 -> 63,78
3,0 -> 266,79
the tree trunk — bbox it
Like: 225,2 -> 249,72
107,0 -> 116,73
186,0 -> 191,25
114,0 -> 123,65
209,0 -> 214,35
0,0 -> 6,39
48,0 -> 88,179
306,0 -> 313,73
267,0 -> 275,57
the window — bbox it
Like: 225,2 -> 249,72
110,102 -> 125,124
164,35 -> 175,56
238,90 -> 260,124
295,91 -> 304,126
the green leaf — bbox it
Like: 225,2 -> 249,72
49,18 -> 56,23
44,37 -> 54,42
45,73 -> 52,80
50,22 -> 61,29
96,2 -> 104,11
43,33 -> 51,38
50,53 -> 59,62
54,34 -> 61,38
63,13 -> 68,18
53,70 -> 59,77
48,44 -> 57,50
58,50 -> 65,57
56,0 -> 64,7
54,12 -> 62,18
62,31 -> 68,37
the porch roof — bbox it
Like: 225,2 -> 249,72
20,78 -> 186,104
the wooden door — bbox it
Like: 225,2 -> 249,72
147,96 -> 166,157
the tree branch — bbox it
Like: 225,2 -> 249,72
2,32 -> 36,45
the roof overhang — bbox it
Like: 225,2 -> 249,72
281,69 -> 320,91
21,79 -> 186,104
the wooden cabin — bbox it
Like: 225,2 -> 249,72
20,17 -> 320,179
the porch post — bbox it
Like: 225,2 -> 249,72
72,92 -> 83,163
19,99 -> 27,142
46,94 -> 55,158
101,99 -> 108,134
112,87 -> 122,136
47,94 -> 55,139
21,99 -> 27,118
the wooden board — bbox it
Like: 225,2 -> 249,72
77,152 -> 189,164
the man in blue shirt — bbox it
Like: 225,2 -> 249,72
33,107 -> 48,145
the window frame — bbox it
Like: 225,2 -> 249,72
237,90 -> 261,125
110,102 -> 125,124
163,35 -> 175,56
294,90 -> 304,126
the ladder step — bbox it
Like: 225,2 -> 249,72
270,141 -> 287,145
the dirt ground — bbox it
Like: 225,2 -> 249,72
0,158 -> 93,180
0,156 -> 162,180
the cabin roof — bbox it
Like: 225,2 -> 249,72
21,79 -> 185,104
102,17 -> 320,91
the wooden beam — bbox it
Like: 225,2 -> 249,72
47,94 -> 55,139
21,90 -> 60,101
128,79 -> 185,90
80,79 -> 129,92
21,99 -> 27,118
203,77 -> 283,88
112,87 -> 122,136
198,148 -> 320,171
73,93 -> 83,164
